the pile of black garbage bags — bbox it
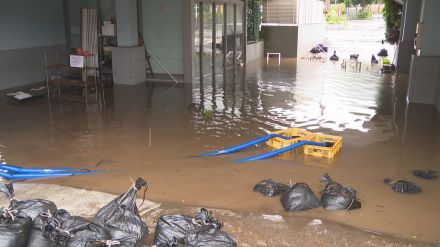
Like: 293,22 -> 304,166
154,208 -> 236,247
0,178 -> 149,247
253,173 -> 361,212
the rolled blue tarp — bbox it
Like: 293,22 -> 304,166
197,134 -> 292,157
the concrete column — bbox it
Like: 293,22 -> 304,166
407,0 -> 440,112
113,0 -> 146,85
116,0 -> 138,47
396,0 -> 421,73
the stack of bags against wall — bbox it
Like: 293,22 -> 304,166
0,177 -> 149,247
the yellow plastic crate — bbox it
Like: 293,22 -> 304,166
303,133 -> 342,158
266,128 -> 314,149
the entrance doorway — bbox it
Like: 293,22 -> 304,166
193,0 -> 244,111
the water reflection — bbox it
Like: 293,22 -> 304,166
192,59 -> 395,136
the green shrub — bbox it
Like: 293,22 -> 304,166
356,8 -> 372,19
202,110 -> 214,121
326,5 -> 348,24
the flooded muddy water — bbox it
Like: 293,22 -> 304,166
1,18 -> 439,244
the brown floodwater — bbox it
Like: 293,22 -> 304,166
1,19 -> 440,244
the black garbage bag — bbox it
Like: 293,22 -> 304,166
66,222 -> 110,247
0,183 -> 57,220
27,212 -> 58,247
253,179 -> 289,197
154,215 -> 197,246
26,209 -> 75,247
0,207 -> 32,247
377,48 -> 388,57
93,178 -> 148,245
310,47 -> 321,54
156,209 -> 236,247
320,173 -> 361,211
318,44 -> 328,52
384,179 -> 422,194
0,183 -> 14,199
280,183 -> 320,212
11,199 -> 57,221
185,226 -> 237,247
411,170 -> 438,180
329,51 -> 339,61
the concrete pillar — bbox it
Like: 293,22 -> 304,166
116,0 -> 138,46
407,0 -> 440,112
113,0 -> 146,85
396,0 -> 421,73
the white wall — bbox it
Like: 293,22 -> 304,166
418,0 -> 440,57
142,0 -> 184,75
0,0 -> 65,90
297,23 -> 325,57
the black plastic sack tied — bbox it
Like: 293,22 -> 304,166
27,209 -> 70,247
154,208 -> 237,247
0,183 -> 14,200
192,208 -> 222,230
320,173 -> 361,211
2,207 -> 18,221
280,182 -> 320,212
39,209 -> 74,240
383,179 -> 422,194
253,179 -> 289,197
93,239 -> 121,246
0,206 -> 32,247
411,170 -> 438,180
93,177 -> 149,245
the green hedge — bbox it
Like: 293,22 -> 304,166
247,0 -> 262,43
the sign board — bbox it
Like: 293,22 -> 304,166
70,55 -> 84,68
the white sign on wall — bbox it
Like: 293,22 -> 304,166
70,55 -> 84,68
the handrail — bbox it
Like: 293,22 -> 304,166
145,47 -> 179,87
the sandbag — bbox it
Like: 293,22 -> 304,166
0,183 -> 14,199
253,179 -> 289,197
154,208 -> 228,247
0,183 -> 57,220
93,178 -> 148,246
0,207 -> 32,247
280,183 -> 320,212
154,215 -> 197,246
11,199 -> 57,220
66,223 -> 109,247
320,173 -> 361,211
185,227 -> 237,247
27,213 -> 58,247
384,179 -> 422,194
412,170 -> 437,180
26,209 -> 75,247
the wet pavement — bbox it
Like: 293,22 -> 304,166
0,18 -> 439,245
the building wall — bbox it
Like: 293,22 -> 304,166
297,23 -> 325,57
0,0 -> 65,90
418,0 -> 440,57
261,26 -> 298,57
142,0 -> 184,75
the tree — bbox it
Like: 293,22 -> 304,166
351,0 -> 374,7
